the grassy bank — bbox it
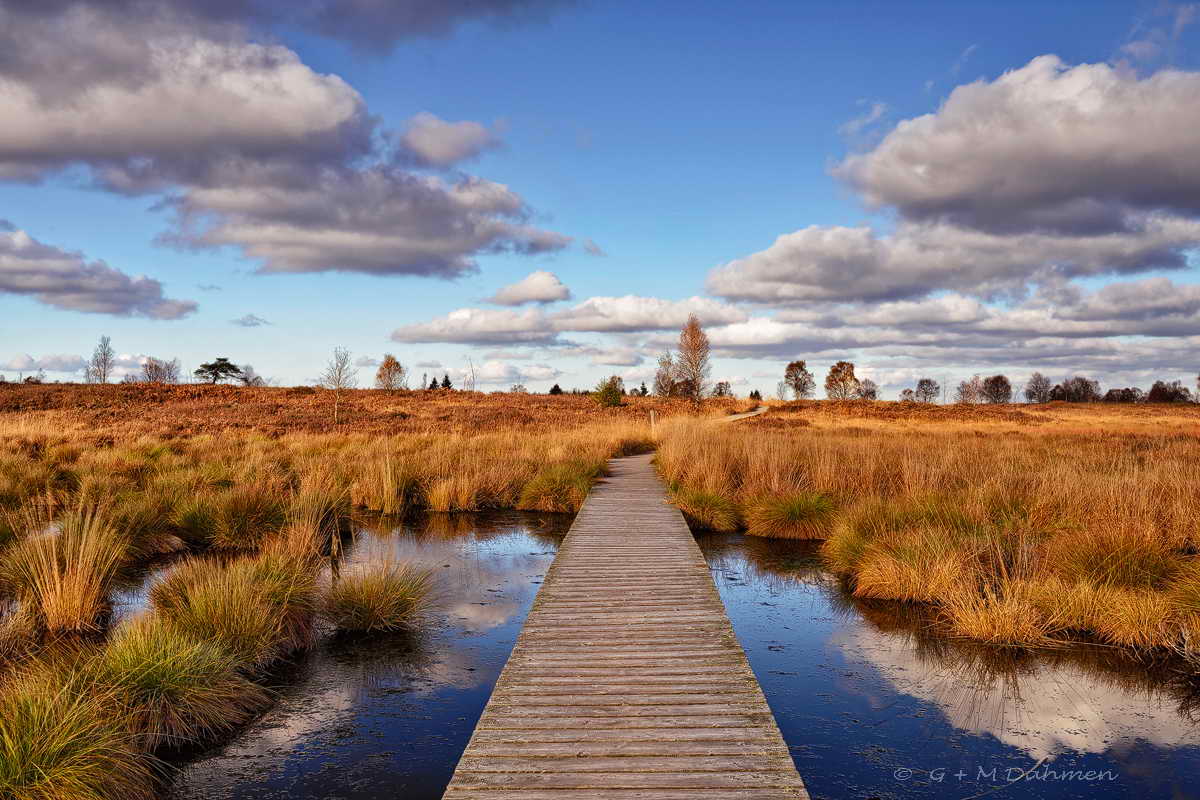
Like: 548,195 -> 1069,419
0,415 -> 654,798
657,415 -> 1200,656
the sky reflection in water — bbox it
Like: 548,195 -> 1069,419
698,533 -> 1200,800
167,511 -> 568,800
160,517 -> 1200,800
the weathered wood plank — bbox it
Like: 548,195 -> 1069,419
442,453 -> 807,798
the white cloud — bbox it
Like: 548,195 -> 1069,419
839,100 -> 887,136
397,112 -> 499,167
707,218 -> 1200,304
3,353 -> 87,373
485,270 -> 572,306
0,221 -> 196,318
452,360 -> 563,385
391,307 -> 555,345
835,55 -> 1200,234
0,7 -> 570,281
393,295 -> 748,345
549,295 -> 747,332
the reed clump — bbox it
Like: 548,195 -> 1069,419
0,664 -> 155,800
0,507 -> 128,635
321,562 -> 434,633
88,615 -> 270,749
656,417 -> 1200,657
744,492 -> 836,539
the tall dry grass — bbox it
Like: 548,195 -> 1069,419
0,409 -> 663,795
657,418 -> 1200,654
0,506 -> 129,635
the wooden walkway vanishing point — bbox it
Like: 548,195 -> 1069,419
443,452 -> 809,799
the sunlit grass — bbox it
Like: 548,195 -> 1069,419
321,561 -> 434,633
0,664 -> 155,800
89,615 -> 270,749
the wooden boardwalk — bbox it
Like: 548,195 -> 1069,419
443,453 -> 808,800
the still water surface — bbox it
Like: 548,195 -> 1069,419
143,515 -> 1198,799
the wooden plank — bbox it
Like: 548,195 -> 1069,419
442,453 -> 807,798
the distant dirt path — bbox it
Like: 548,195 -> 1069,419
717,405 -> 767,423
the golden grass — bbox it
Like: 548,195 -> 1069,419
656,414 -> 1200,655
0,507 -> 128,635
89,615 -> 270,749
744,492 -> 836,539
321,561 -> 434,633
0,664 -> 155,800
0,402 -> 668,790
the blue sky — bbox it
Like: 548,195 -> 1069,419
2,0 -> 1199,397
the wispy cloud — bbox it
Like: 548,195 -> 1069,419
231,313 -> 271,327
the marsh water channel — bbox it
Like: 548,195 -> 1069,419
114,513 -> 1200,799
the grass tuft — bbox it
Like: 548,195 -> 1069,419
0,665 -> 156,800
745,492 -> 836,539
89,615 -> 270,750
150,559 -> 285,671
321,562 -> 434,633
518,460 -> 603,513
0,506 -> 129,634
672,488 -> 740,532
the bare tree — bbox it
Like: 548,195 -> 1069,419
374,354 -> 406,391
86,335 -> 115,384
319,347 -> 358,424
712,381 -> 732,397
855,378 -> 878,400
675,315 -> 711,404
1024,372 -> 1052,403
1051,375 -> 1101,402
899,388 -> 915,402
140,357 -> 181,384
955,375 -> 984,404
653,352 -> 677,397
981,374 -> 1012,404
238,365 -> 266,386
783,360 -> 815,399
914,378 -> 940,403
824,361 -> 859,399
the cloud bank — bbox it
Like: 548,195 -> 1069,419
0,221 -> 196,318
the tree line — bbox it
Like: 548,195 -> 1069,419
9,331 -> 1198,407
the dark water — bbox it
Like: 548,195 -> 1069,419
150,517 -> 1200,799
699,533 -> 1200,800
164,511 -> 569,800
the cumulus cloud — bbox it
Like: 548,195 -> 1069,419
397,112 -> 500,167
468,360 -> 562,385
415,359 -> 442,368
548,295 -> 747,332
391,307 -> 556,345
0,4 -> 570,281
485,270 -> 572,305
394,295 -> 747,345
583,239 -> 606,256
707,218 -> 1200,304
835,55 -> 1200,235
231,313 -> 270,327
0,221 -> 196,318
0,1 -> 573,55
354,356 -> 381,367
3,353 -> 87,373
